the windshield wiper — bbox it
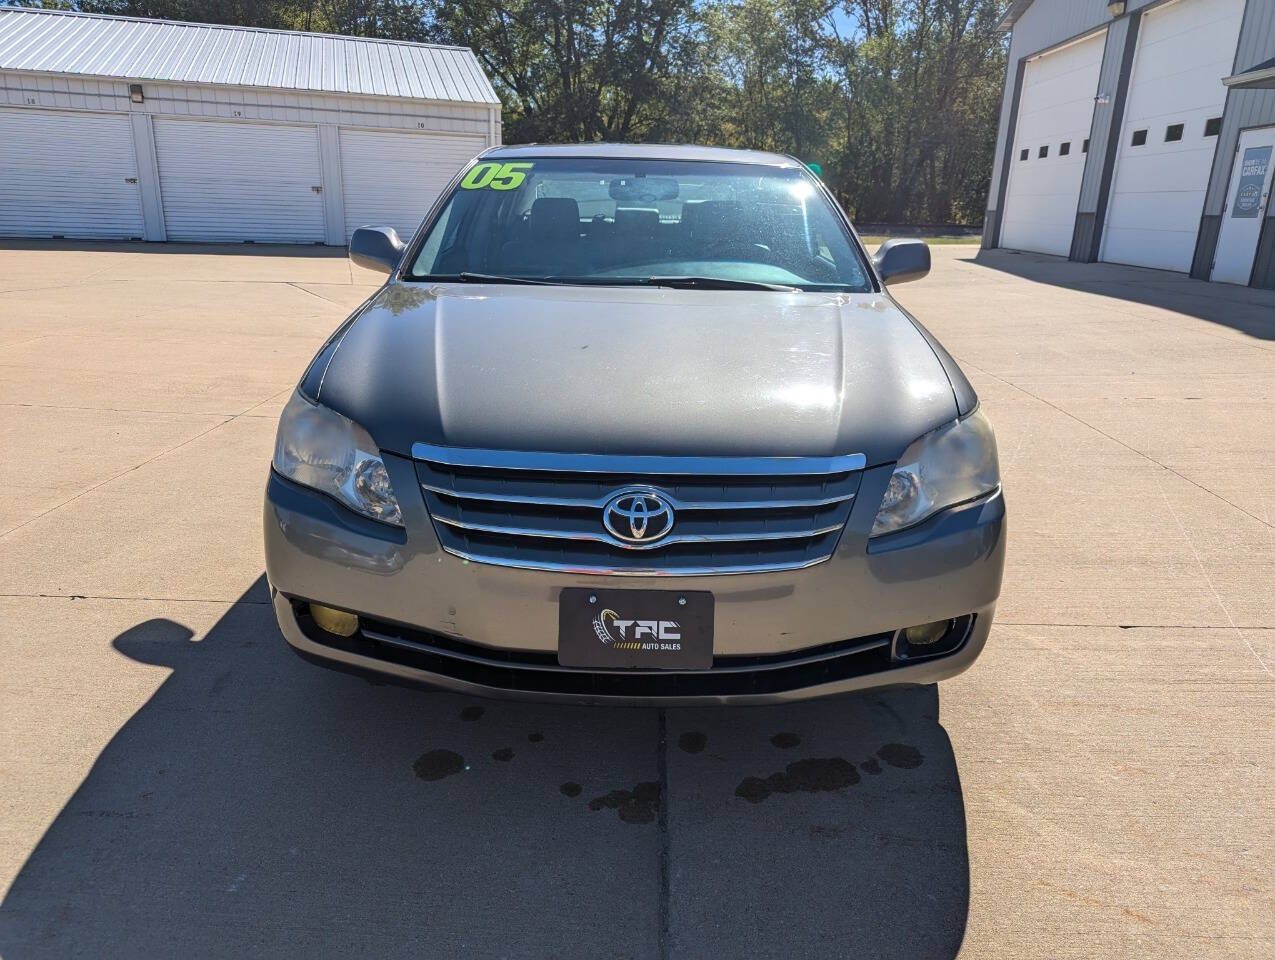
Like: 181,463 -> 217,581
420,272 -> 571,286
419,273 -> 799,291
646,275 -> 799,292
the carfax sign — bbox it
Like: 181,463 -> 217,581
1231,146 -> 1272,219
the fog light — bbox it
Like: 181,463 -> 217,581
310,603 -> 358,637
893,616 -> 970,662
905,620 -> 951,646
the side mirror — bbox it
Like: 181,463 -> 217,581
873,238 -> 931,286
349,226 -> 405,275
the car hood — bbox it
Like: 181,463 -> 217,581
313,282 -> 960,466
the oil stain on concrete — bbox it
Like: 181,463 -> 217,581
876,743 -> 923,769
413,749 -> 465,781
588,782 -> 661,824
735,744 -> 924,804
678,731 -> 707,754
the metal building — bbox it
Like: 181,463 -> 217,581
984,0 -> 1275,289
0,7 -> 501,245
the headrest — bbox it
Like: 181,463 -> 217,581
614,207 -> 661,234
759,204 -> 808,241
680,200 -> 743,238
528,197 -> 581,238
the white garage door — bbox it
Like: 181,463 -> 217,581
339,130 -> 486,242
1000,31 -> 1105,256
0,108 -> 144,240
1100,0 -> 1246,272
154,119 -> 325,243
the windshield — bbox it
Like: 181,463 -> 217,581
406,157 -> 873,292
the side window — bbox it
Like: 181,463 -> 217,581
812,226 -> 834,261
809,221 -> 860,285
1165,123 -> 1184,142
1020,148 -> 1029,161
422,188 -> 523,276
413,203 -> 455,274
1131,129 -> 1148,146
1038,145 -> 1049,158
1060,141 -> 1071,156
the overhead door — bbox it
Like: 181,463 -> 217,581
154,119 -> 325,243
0,108 -> 144,240
1100,0 -> 1246,272
1000,31 -> 1105,256
339,130 -> 486,242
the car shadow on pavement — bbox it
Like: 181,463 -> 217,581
967,248 -> 1275,340
0,576 -> 968,960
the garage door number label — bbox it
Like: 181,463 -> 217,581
460,161 -> 534,191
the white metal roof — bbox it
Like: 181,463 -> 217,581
0,7 -> 500,105
998,0 -> 1036,31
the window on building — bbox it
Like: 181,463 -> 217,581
1204,117 -> 1222,137
1165,123 -> 1184,142
1020,148 -> 1029,161
1082,138 -> 1090,153
1131,129 -> 1148,146
1039,145 -> 1049,158
1060,141 -> 1071,156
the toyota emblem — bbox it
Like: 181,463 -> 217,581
602,490 -> 675,546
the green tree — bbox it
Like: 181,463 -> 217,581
702,0 -> 837,160
830,0 -> 1008,223
425,0 -> 700,144
5,0 -> 1010,223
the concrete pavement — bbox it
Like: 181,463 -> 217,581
0,241 -> 1271,958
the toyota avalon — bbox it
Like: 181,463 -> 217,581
263,144 -> 1006,704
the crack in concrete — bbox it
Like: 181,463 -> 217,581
1000,621 -> 1275,631
959,358 -> 1275,532
0,593 -> 270,605
0,416 -> 235,541
1151,472 -> 1273,678
285,281 -> 354,307
0,382 -> 297,541
0,401 -> 284,417
656,708 -> 671,960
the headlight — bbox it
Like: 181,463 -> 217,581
272,391 -> 403,526
871,409 -> 999,537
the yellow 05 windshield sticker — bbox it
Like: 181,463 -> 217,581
459,161 -> 534,191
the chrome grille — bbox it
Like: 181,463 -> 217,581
412,443 -> 865,575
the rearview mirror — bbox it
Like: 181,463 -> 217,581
873,238 -> 931,286
609,176 -> 679,203
349,226 -> 405,275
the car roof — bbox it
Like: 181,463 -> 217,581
483,143 -> 802,167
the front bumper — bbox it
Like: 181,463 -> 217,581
264,453 -> 1006,705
